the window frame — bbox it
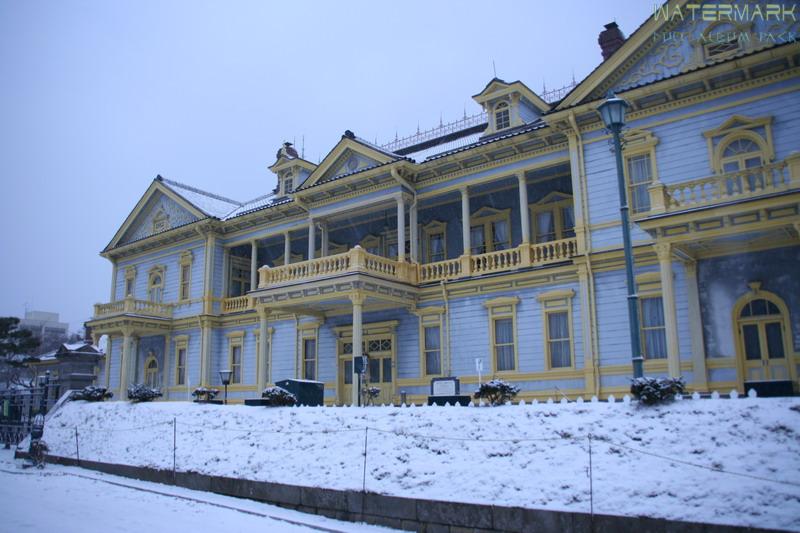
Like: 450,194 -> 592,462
226,331 -> 245,385
537,289 -> 576,371
703,115 -> 774,174
147,266 -> 165,303
417,307 -> 445,377
621,129 -> 659,215
483,296 -> 519,374
529,192 -> 575,243
178,251 -> 193,302
228,255 -> 251,297
494,101 -> 511,131
144,353 -> 159,389
124,266 -> 136,298
470,207 -> 512,255
282,173 -> 294,195
422,220 -> 447,264
299,322 -> 320,381
636,272 -> 668,361
174,335 -> 189,386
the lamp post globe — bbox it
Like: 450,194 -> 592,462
219,369 -> 233,405
599,92 -> 644,379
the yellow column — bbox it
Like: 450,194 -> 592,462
576,260 -> 598,395
308,220 -> 316,260
460,186 -> 470,255
110,259 -> 118,302
200,319 -> 212,386
409,202 -> 418,263
162,333 -> 171,392
105,335 -> 113,390
257,308 -> 270,393
655,243 -> 681,378
119,332 -> 131,399
396,195 -> 406,262
350,293 -> 364,406
203,232 -> 217,315
250,240 -> 258,290
685,261 -> 708,390
517,173 -> 530,244
284,231 -> 291,265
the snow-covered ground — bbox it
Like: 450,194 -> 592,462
0,450 -> 397,533
38,397 -> 800,531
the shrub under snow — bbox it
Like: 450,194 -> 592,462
127,384 -> 163,403
261,386 -> 297,407
474,379 -> 520,406
630,377 -> 685,405
70,386 -> 113,402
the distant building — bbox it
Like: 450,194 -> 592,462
29,342 -> 105,395
18,311 -> 69,339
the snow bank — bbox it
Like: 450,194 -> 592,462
43,398 -> 800,531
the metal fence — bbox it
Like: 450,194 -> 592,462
1,379 -> 61,447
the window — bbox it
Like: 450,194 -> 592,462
303,338 -> 317,380
640,297 -> 667,359
360,234 -> 382,256
124,266 -> 136,297
530,193 -> 575,243
283,175 -> 294,195
719,137 -> 767,193
470,207 -> 511,255
538,289 -> 575,370
494,101 -> 510,130
423,221 -> 447,263
704,115 -> 774,175
483,297 -> 519,373
144,354 -> 159,388
228,256 -> 251,297
148,267 -> 165,302
546,312 -> 572,368
626,154 -> 654,213
178,251 -> 193,301
176,346 -> 186,385
423,325 -> 442,375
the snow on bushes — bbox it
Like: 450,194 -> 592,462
473,379 -> 520,406
630,377 -> 685,405
126,384 -> 163,402
192,387 -> 220,402
70,386 -> 113,402
260,386 -> 296,407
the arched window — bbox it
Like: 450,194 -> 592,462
718,135 -> 768,193
148,271 -> 164,302
144,356 -> 159,389
494,101 -> 510,131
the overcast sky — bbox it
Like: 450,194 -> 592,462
0,1 -> 654,332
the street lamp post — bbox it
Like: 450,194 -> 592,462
598,92 -> 644,379
219,370 -> 232,405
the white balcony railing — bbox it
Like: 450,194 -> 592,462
647,157 -> 799,215
93,297 -> 173,319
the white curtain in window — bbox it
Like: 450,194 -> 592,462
561,206 -> 575,237
471,226 -> 485,254
494,318 -> 514,371
536,211 -> 554,242
641,298 -> 667,359
548,312 -> 571,368
430,234 -> 444,261
492,220 -> 509,250
424,326 -> 441,375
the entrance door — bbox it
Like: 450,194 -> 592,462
338,336 -> 394,405
736,297 -> 792,383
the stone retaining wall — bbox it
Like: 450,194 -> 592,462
43,454 -> 781,533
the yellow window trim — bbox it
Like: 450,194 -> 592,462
422,220 -> 447,263
419,313 -> 444,377
470,207 -> 512,254
173,338 -> 188,386
529,192 -> 575,243
620,129 -> 659,215
538,289 -> 575,371
228,334 -> 244,385
484,296 -> 519,374
178,250 -> 193,302
704,115 -> 774,173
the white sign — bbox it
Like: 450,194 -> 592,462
432,379 -> 457,396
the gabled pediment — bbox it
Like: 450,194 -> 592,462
299,133 -> 398,190
702,115 -> 772,138
473,78 -> 550,113
557,0 -> 797,109
106,179 -> 207,251
535,191 -> 573,205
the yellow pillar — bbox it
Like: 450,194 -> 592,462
257,308 -> 270,393
396,195 -> 406,262
655,243 -> 681,378
308,220 -> 316,260
576,260 -> 598,395
250,240 -> 258,290
284,231 -> 291,265
409,202 -> 418,263
119,332 -> 131,399
350,293 -> 364,406
517,173 -> 530,244
460,186 -> 471,256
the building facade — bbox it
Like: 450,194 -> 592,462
88,1 -> 800,404
18,311 -> 69,340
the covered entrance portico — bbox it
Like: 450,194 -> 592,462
251,263 -> 417,405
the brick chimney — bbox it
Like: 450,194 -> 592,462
599,22 -> 625,60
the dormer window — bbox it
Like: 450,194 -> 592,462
494,101 -> 510,130
282,175 -> 294,195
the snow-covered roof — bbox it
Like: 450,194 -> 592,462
402,131 -> 485,162
159,177 -> 243,219
223,193 -> 284,220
